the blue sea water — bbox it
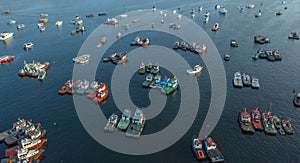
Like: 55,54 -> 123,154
0,0 -> 300,162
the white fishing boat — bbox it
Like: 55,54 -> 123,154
73,54 -> 90,64
55,20 -> 63,27
251,77 -> 260,89
24,42 -> 34,50
17,24 -> 26,30
187,65 -> 203,75
39,26 -> 46,32
0,32 -> 14,41
233,72 -> 243,88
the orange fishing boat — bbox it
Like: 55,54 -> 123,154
58,80 -> 74,95
251,107 -> 264,131
94,89 -> 108,104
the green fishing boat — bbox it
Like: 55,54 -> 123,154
117,109 -> 131,131
161,77 -> 178,95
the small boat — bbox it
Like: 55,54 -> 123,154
24,42 -> 34,50
255,10 -> 262,18
203,16 -> 209,23
230,39 -> 238,47
40,13 -> 48,17
55,20 -> 63,27
17,24 -> 26,30
39,26 -> 46,32
262,111 -> 277,135
126,108 -> 145,138
119,14 -> 128,18
288,32 -> 299,40
224,54 -> 230,61
105,18 -> 118,25
98,12 -> 107,16
150,65 -> 160,74
130,37 -> 150,47
251,107 -> 264,131
242,72 -> 251,86
281,119 -> 294,134
212,23 -> 219,31
117,32 -> 122,39
161,77 -> 179,95
246,4 -> 255,9
0,32 -> 14,41
273,49 -> 282,61
138,62 -> 146,74
187,65 -> 203,75
117,109 -> 131,131
37,23 -> 44,28
142,74 -> 154,88
86,13 -> 94,18
104,113 -> 119,132
103,52 -> 117,62
190,42 -> 207,54
7,20 -> 16,25
239,108 -> 255,134
39,19 -> 49,24
254,35 -> 270,44
4,10 -> 11,14
218,7 -> 227,15
73,54 -> 90,64
37,70 -> 46,80
132,19 -> 141,23
294,92 -> 300,107
251,77 -> 260,89
0,55 -> 15,64
276,11 -> 282,16
266,50 -> 276,61
233,72 -> 243,88
191,137 -> 206,160
273,116 -> 282,130
203,137 -> 224,162
112,54 -> 128,65
169,23 -> 181,29
215,5 -> 221,9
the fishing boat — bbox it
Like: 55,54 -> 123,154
138,62 -> 146,74
230,39 -> 238,47
126,108 -> 145,138
251,77 -> 260,89
272,116 -> 282,130
112,54 -> 128,65
37,70 -> 46,80
0,55 -> 14,64
161,77 -> 179,95
239,108 -> 255,134
104,18 -> 118,25
273,49 -> 282,61
20,138 -> 47,150
104,113 -> 119,132
130,37 -> 150,47
187,65 -> 203,75
191,137 -> 206,160
254,35 -> 270,44
246,4 -> 255,9
218,7 -> 227,15
150,65 -> 160,74
17,24 -> 26,30
233,72 -> 243,88
242,72 -> 251,86
149,74 -> 162,89
94,89 -> 109,104
190,42 -> 207,54
0,118 -> 27,142
251,107 -> 264,131
39,19 -> 49,24
294,92 -> 300,107
266,50 -> 275,61
117,109 -> 131,131
288,32 -> 299,40
55,20 -> 63,27
73,54 -> 90,64
262,111 -> 277,135
203,137 -> 224,162
24,42 -> 34,50
281,119 -> 294,134
5,145 -> 20,158
17,148 -> 44,161
142,74 -> 154,88
224,54 -> 230,61
103,52 -> 117,62
0,32 -> 14,41
212,23 -> 219,31
5,133 -> 25,146
58,80 -> 74,95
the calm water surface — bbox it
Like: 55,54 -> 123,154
0,0 -> 300,162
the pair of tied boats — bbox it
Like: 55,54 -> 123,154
239,107 -> 294,135
191,136 -> 224,162
0,118 -> 47,162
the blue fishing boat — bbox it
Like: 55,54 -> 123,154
191,137 -> 206,160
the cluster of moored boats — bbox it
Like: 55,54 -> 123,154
139,62 -> 179,95
18,61 -> 50,80
104,108 -> 145,138
191,136 -> 224,162
239,107 -> 294,135
0,118 -> 47,162
173,41 -> 207,54
58,80 -> 109,104
253,48 -> 282,61
233,72 -> 260,89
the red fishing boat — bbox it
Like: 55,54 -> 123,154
251,107 -> 264,131
5,145 -> 20,158
0,55 -> 14,64
94,89 -> 109,104
58,80 -> 74,95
